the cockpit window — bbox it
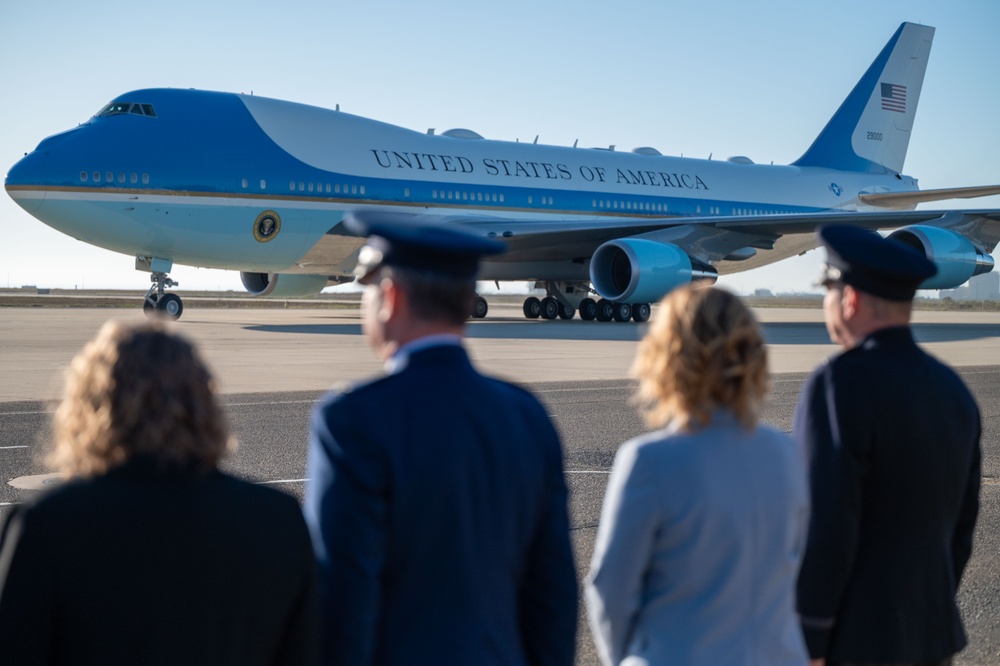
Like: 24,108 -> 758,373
96,102 -> 157,118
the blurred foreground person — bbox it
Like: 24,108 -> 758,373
796,225 -> 981,666
0,320 -> 319,666
304,217 -> 578,666
587,284 -> 809,666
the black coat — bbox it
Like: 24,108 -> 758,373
304,343 -> 578,666
0,458 -> 319,665
794,326 -> 981,663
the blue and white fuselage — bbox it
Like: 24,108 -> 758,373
6,22 -> 1000,320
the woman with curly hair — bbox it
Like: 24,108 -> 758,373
0,320 -> 318,665
586,285 -> 809,666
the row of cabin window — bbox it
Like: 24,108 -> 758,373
429,191 -> 558,206
80,172 -> 150,184
433,190 -> 507,203
593,199 -> 670,212
733,208 -> 786,216
280,181 -> 366,195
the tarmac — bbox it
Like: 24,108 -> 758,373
0,303 -> 998,664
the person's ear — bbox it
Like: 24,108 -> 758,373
841,284 -> 861,319
377,276 -> 400,323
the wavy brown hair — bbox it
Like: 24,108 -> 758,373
631,284 -> 770,431
49,320 -> 232,476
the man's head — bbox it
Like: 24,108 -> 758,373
348,216 -> 505,358
815,224 -> 937,348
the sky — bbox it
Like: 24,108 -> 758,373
1,0 -> 998,296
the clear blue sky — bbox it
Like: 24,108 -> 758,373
2,0 -> 998,294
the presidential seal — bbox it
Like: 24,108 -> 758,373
253,210 -> 281,242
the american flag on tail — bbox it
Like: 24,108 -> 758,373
881,83 -> 906,113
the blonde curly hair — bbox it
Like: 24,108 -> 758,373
631,284 -> 769,431
49,319 -> 232,476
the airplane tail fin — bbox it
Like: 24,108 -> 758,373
793,22 -> 934,174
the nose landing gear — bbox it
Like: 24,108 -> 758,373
143,272 -> 183,320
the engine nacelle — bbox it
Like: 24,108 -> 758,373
887,226 -> 995,289
590,239 -> 717,303
240,272 -> 332,298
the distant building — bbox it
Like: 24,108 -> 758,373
940,272 -> 1000,301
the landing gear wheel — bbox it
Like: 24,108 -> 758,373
540,297 -> 559,320
579,298 -> 596,321
155,293 -> 184,320
596,299 -> 614,322
558,302 -> 575,320
143,269 -> 181,320
632,302 -> 651,323
523,297 -> 541,319
613,302 -> 632,323
472,296 -> 488,319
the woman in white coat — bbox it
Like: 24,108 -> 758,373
586,285 -> 809,666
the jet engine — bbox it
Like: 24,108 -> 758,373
240,272 -> 332,298
887,225 -> 995,289
589,239 -> 718,303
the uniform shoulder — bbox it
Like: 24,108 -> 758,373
805,348 -> 863,387
313,372 -> 402,417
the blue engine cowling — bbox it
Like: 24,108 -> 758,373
240,272 -> 331,298
589,239 -> 718,303
887,226 -> 995,289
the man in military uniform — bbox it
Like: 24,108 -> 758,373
304,216 -> 578,666
795,224 -> 981,666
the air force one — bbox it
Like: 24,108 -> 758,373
6,22 -> 1000,321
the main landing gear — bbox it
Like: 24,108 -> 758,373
520,281 -> 652,323
523,296 -> 651,323
468,281 -> 652,324
142,271 -> 184,320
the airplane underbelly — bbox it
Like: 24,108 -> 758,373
28,191 -> 336,272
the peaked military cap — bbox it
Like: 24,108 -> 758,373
346,213 -> 506,285
815,224 -> 937,301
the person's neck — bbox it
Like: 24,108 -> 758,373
379,322 -> 464,361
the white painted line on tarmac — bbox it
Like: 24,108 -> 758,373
232,400 -> 317,406
0,446 -> 29,450
254,471 -> 612,484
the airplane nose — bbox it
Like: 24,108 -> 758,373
5,151 -> 48,214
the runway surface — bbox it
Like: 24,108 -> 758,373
1,304 -> 998,664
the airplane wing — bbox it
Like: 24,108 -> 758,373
858,184 -> 1000,208
342,208 -> 1000,273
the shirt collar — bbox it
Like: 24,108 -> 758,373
384,334 -> 464,374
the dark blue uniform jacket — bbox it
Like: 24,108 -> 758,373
304,344 -> 578,666
795,326 -> 981,663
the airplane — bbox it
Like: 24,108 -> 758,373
6,22 -> 1000,322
